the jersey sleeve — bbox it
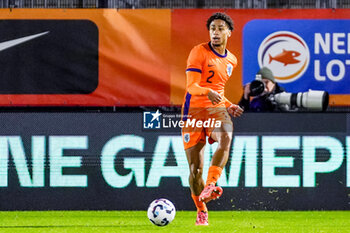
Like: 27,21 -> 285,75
186,71 -> 211,95
186,45 -> 205,73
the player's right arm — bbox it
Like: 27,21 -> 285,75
186,71 -> 222,105
186,45 -> 221,105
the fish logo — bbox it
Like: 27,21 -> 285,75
257,31 -> 310,83
269,49 -> 300,66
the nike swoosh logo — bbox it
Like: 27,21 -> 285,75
208,64 -> 214,67
0,31 -> 49,52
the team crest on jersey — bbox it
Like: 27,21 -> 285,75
227,64 -> 233,76
184,133 -> 190,143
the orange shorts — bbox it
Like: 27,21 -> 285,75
181,107 -> 232,150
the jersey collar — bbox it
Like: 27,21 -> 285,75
208,42 -> 227,58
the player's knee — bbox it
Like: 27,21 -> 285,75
190,166 -> 203,179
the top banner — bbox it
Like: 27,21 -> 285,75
1,9 -> 350,106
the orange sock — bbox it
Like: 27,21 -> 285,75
191,193 -> 207,212
206,165 -> 223,186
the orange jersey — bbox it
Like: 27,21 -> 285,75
182,42 -> 237,110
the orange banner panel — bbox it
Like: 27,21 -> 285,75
0,9 -> 171,106
99,9 -> 171,106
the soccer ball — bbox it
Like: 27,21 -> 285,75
147,198 -> 176,226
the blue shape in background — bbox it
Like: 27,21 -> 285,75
243,19 -> 350,94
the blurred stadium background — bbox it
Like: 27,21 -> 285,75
0,1 -> 349,232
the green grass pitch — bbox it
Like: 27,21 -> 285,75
0,211 -> 349,233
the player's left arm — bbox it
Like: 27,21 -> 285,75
224,56 -> 242,117
224,97 -> 243,117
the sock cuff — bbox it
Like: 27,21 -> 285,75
206,165 -> 223,186
209,165 -> 223,173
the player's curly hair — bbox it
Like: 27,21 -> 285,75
206,12 -> 234,31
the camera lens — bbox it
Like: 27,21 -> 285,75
249,80 -> 265,96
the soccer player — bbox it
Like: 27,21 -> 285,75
181,12 -> 243,226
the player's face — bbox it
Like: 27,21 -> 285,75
209,19 -> 231,47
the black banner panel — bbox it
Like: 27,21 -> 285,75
0,20 -> 98,94
0,112 -> 349,210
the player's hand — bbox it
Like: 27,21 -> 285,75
227,104 -> 243,117
208,90 -> 222,105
